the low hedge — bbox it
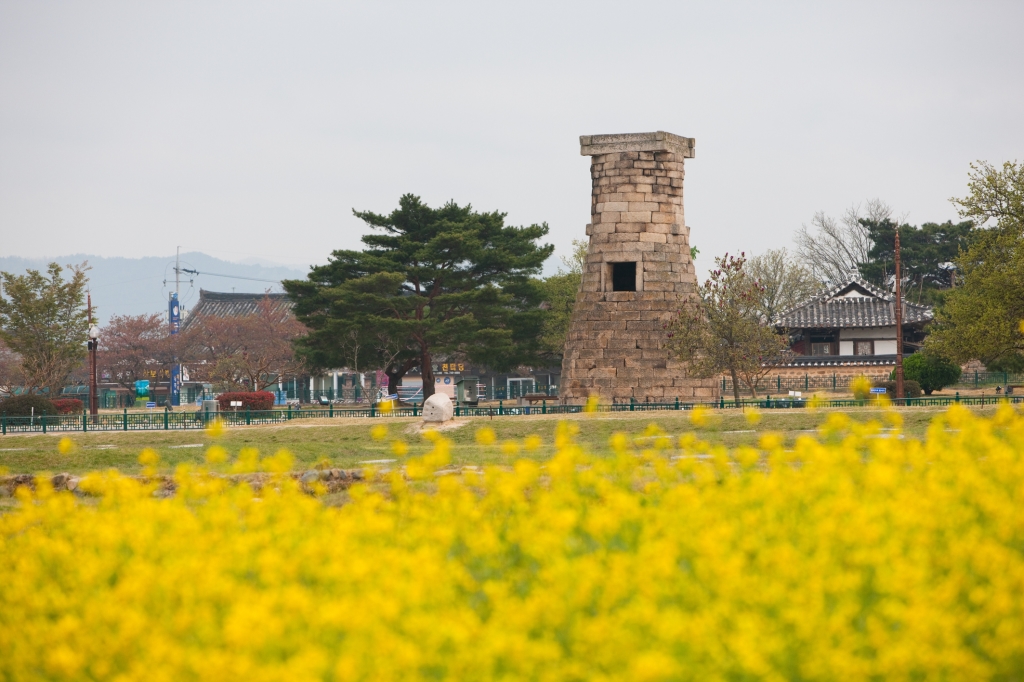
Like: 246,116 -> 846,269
872,380 -> 923,399
216,391 -> 276,411
52,398 -> 84,414
0,394 -> 59,417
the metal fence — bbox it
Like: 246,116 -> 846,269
723,371 -> 1024,395
3,394 -> 1022,435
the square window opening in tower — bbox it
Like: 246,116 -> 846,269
611,262 -> 637,292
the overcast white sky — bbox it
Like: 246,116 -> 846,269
2,1 -> 1022,275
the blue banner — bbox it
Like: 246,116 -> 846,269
171,364 -> 181,406
169,293 -> 180,334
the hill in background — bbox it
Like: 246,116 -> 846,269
0,253 -> 308,324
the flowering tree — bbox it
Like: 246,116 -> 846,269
666,253 -> 791,401
181,295 -> 306,391
99,313 -> 175,394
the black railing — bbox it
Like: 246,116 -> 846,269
3,394 -> 1021,435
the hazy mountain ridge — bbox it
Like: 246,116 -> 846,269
0,253 -> 309,324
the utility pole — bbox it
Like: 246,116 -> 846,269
169,246 -> 182,407
894,224 -> 904,402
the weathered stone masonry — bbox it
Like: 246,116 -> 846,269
560,131 -> 719,402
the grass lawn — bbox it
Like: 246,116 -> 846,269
0,404 -> 1000,476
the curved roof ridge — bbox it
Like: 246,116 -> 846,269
822,278 -> 893,302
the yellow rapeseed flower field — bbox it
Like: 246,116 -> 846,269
2,404 -> 1023,680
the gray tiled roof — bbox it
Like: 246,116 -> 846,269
773,279 -> 933,329
181,290 -> 294,329
780,355 -> 898,368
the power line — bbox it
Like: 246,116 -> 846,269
178,268 -> 282,285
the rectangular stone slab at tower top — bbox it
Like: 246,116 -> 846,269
560,131 -> 719,402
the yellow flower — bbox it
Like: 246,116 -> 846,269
391,440 -> 409,457
137,448 -> 160,467
744,408 -> 761,426
204,418 -> 225,438
137,448 -> 160,477
57,437 -> 76,455
690,405 -> 710,428
370,424 -> 388,441
475,427 -> 497,446
204,446 -> 228,465
422,429 -> 441,442
262,448 -> 294,473
523,434 -> 543,451
583,395 -> 600,413
758,432 -> 783,451
230,447 -> 260,473
2,406 -> 1022,681
500,440 -> 520,457
850,376 -> 872,400
378,399 -> 394,414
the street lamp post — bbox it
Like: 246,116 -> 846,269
894,225 -> 904,402
87,293 -> 99,420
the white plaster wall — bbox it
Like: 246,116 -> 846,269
875,339 -> 898,355
839,341 -> 854,355
839,326 -> 896,340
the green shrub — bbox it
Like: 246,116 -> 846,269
0,394 -> 59,416
900,353 -> 962,395
873,380 -> 923,399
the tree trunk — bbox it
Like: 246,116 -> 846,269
747,377 -> 759,399
420,351 -> 435,400
384,368 -> 403,395
385,358 -> 416,399
730,367 -> 742,403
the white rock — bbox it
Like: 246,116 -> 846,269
422,393 -> 454,423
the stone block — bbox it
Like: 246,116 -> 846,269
580,132 -> 695,158
619,211 -> 652,223
422,393 -> 454,423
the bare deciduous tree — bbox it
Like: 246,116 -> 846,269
0,340 -> 25,397
666,253 -> 792,401
182,295 -> 307,391
745,248 -> 821,323
99,313 -> 175,394
795,199 -> 895,286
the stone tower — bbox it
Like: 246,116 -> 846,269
560,131 -> 718,403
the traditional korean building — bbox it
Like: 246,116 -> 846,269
181,290 -> 295,328
771,279 -> 933,378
